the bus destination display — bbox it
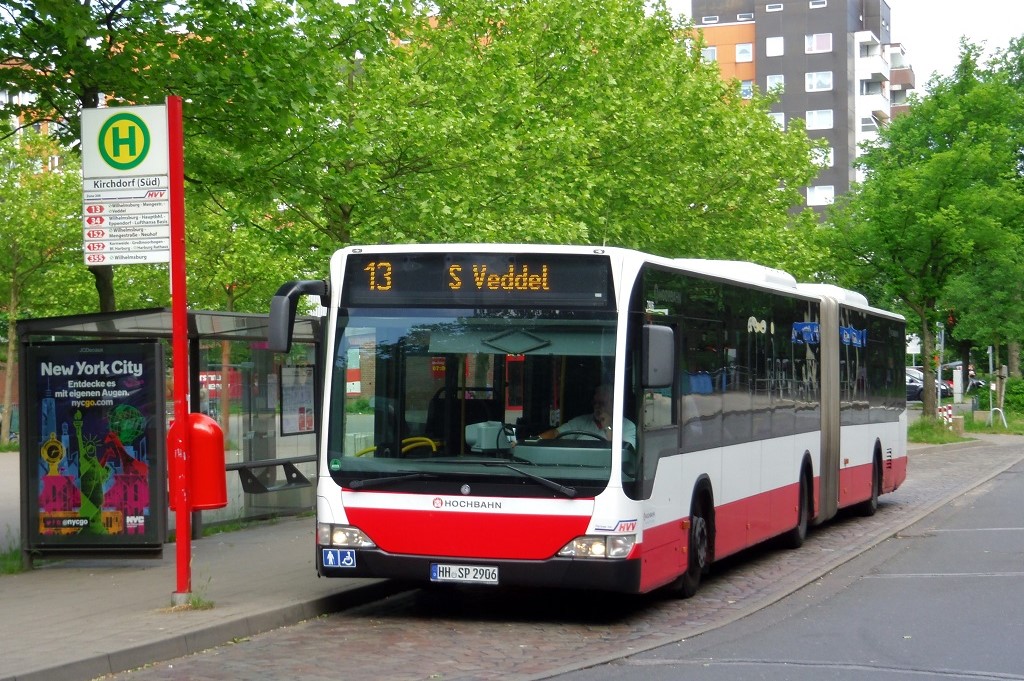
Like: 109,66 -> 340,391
342,253 -> 613,308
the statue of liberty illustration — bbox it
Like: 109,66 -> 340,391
73,410 -> 109,535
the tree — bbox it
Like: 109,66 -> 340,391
3,0 -> 823,321
823,44 -> 1024,416
1,0 -> 405,310
293,0 -> 821,269
184,193 -> 319,435
0,129 -> 82,441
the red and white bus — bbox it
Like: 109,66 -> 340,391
268,245 -> 906,597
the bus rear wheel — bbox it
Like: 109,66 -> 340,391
779,473 -> 810,549
856,456 -> 880,517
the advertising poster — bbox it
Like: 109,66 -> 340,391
24,342 -> 165,552
280,365 -> 315,436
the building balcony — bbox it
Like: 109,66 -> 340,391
857,92 -> 890,122
890,67 -> 916,91
891,103 -> 912,118
857,53 -> 890,82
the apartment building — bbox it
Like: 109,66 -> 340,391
691,0 -> 915,209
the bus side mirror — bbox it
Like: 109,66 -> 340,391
268,280 -> 329,353
643,324 -> 674,389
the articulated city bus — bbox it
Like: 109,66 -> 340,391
268,245 -> 906,597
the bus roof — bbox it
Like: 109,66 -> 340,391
673,259 -> 798,290
795,283 -> 869,308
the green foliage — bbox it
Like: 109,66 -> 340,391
0,541 -> 23,575
327,0 -> 820,265
0,129 -> 84,315
346,397 -> 373,414
822,41 -> 1024,417
1001,378 -> 1024,413
2,0 -> 823,316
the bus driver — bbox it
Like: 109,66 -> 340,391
538,384 -> 636,447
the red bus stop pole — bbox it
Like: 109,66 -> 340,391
167,95 -> 192,602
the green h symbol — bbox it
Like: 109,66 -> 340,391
111,124 -> 138,158
98,112 -> 151,171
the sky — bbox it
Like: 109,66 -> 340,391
888,0 -> 1024,85
667,0 -> 1024,87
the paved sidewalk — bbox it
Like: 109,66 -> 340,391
1,435 -> 1021,681
0,516 -> 401,681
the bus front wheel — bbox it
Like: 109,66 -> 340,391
671,493 -> 712,599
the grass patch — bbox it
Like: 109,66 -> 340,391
163,576 -> 216,611
908,417 -> 971,445
964,410 -> 1024,435
0,542 -> 23,574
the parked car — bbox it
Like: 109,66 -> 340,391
906,367 -> 951,401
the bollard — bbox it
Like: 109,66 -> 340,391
939,405 -> 953,426
951,415 -> 964,436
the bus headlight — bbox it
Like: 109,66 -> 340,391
557,535 -> 636,559
317,523 -> 376,548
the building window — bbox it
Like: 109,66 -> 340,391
701,46 -> 717,62
861,116 -> 879,132
805,33 -> 832,53
766,74 -> 785,92
702,15 -> 719,24
811,147 -> 833,168
741,80 -> 754,99
736,43 -> 753,62
765,36 -> 784,57
806,109 -> 833,130
805,71 -> 833,92
860,42 -> 881,58
766,3 -> 784,11
737,12 -> 754,20
860,80 -> 883,96
769,112 -> 785,129
809,0 -> 827,7
807,185 -> 835,206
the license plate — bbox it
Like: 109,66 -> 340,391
430,563 -> 499,585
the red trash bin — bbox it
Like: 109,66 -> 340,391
168,413 -> 227,510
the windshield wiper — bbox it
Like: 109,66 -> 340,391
482,462 -> 577,498
348,472 -> 437,490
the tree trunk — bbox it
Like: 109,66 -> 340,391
919,319 -> 936,418
1,288 -> 19,443
1009,341 -> 1021,378
89,264 -> 117,312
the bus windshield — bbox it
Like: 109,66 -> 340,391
325,307 -> 626,497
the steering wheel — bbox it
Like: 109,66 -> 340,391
553,430 -> 605,441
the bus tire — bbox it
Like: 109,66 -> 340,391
780,470 -> 810,549
855,454 -> 880,517
671,491 -> 712,599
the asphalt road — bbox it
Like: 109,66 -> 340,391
553,457 -> 1024,681
76,435 -> 1021,681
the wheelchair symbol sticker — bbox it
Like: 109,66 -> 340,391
323,549 -> 357,568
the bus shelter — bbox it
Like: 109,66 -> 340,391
17,308 -> 320,563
